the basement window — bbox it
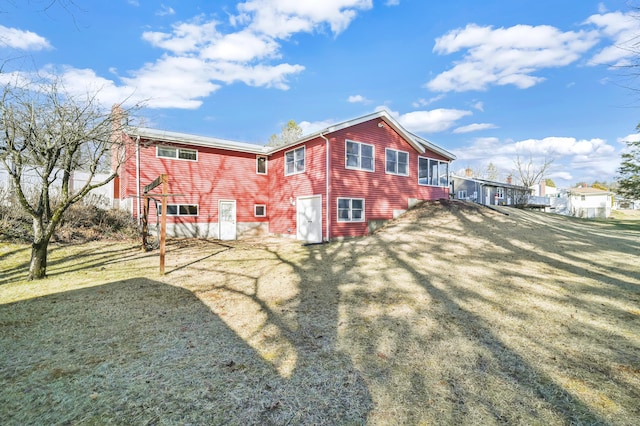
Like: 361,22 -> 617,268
254,204 -> 266,217
337,198 -> 365,222
158,204 -> 199,216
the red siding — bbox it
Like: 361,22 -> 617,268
116,116 -> 451,240
120,139 -> 269,225
268,139 -> 327,237
328,118 -> 449,238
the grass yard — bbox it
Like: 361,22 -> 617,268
1,201 -> 639,425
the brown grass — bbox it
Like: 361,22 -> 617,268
1,201 -> 639,425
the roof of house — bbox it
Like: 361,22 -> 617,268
568,187 -> 612,195
451,174 -> 526,190
126,127 -> 269,155
269,109 -> 456,160
124,109 -> 456,161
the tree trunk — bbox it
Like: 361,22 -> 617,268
29,238 -> 50,280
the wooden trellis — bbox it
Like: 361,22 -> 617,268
141,174 -> 183,275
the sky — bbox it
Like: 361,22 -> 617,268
2,0 -> 640,188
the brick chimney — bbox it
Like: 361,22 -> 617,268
465,168 -> 473,177
506,175 -> 512,185
540,180 -> 546,197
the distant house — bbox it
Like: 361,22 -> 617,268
450,171 -> 527,206
614,195 -> 640,210
0,163 -> 113,209
568,187 -> 613,218
112,109 -> 456,242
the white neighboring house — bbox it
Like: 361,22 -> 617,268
568,187 -> 613,219
0,165 -> 114,209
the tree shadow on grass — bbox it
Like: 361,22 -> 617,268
0,277 -> 372,425
329,202 -> 638,424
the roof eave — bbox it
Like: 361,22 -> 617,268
125,127 -> 268,155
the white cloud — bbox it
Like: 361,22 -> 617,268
385,107 -> 472,133
412,94 -> 444,108
385,0 -> 400,6
0,25 -> 51,51
298,119 -> 337,135
452,135 -> 620,186
427,23 -> 599,92
471,101 -> 483,111
585,11 -> 640,67
453,123 -> 497,134
156,4 -> 176,16
347,94 -> 369,103
235,0 -> 373,38
618,133 -> 640,144
33,1 -> 372,110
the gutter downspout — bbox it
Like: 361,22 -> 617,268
320,132 -> 330,242
135,135 -> 141,225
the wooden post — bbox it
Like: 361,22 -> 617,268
141,196 -> 150,251
159,174 -> 168,275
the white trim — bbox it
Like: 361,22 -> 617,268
417,156 -> 449,188
284,146 -> 306,176
218,199 -> 237,240
385,148 -> 410,176
337,197 -> 365,222
256,155 -> 268,175
254,204 -> 266,217
345,140 -> 375,172
296,194 -> 323,243
158,203 -> 199,216
156,145 -> 198,161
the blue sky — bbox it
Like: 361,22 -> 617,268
2,0 -> 640,187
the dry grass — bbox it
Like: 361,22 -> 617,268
1,201 -> 639,425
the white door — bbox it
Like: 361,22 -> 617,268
485,187 -> 491,206
219,200 -> 237,240
297,195 -> 322,243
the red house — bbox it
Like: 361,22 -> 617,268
113,110 -> 456,242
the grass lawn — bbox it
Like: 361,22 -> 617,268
1,201 -> 639,425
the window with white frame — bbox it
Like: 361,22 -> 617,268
254,204 -> 266,217
157,146 -> 198,161
346,140 -> 374,171
337,198 -> 365,222
418,157 -> 449,187
256,155 -> 267,174
496,187 -> 505,199
158,204 -> 199,216
285,146 -> 305,175
385,148 -> 409,176
458,190 -> 467,199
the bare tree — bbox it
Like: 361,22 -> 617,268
267,119 -> 303,147
512,155 -> 553,205
0,78 -> 137,279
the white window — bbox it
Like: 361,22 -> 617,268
337,198 -> 365,222
418,157 -> 448,187
497,188 -> 505,199
346,140 -> 374,172
256,156 -> 267,174
385,148 -> 409,176
157,146 -> 197,161
458,190 -> 467,199
285,146 -> 305,175
254,204 -> 266,217
158,204 -> 199,216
